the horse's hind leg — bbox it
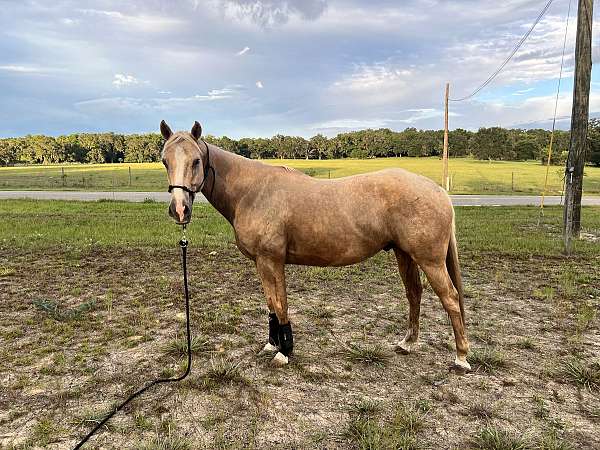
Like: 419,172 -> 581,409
419,261 -> 470,371
256,256 -> 293,366
393,249 -> 423,354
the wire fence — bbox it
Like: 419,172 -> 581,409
0,163 -> 594,195
0,166 -> 163,191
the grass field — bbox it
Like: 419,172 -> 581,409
1,158 -> 599,195
0,200 -> 599,448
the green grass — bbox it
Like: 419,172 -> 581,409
473,426 -> 530,450
33,298 -> 97,322
473,425 -> 574,450
203,356 -> 244,385
562,359 -> 600,391
537,429 -> 574,450
346,401 -> 426,450
1,158 -> 599,195
351,398 -> 382,417
0,200 -> 598,257
163,335 -> 210,357
341,341 -> 392,366
0,199 -> 232,249
468,347 -> 508,374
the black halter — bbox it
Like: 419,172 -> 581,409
168,139 -> 216,199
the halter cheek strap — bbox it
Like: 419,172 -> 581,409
167,140 -> 215,199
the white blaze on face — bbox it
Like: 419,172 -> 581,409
171,145 -> 189,222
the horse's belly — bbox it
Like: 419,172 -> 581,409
285,228 -> 387,267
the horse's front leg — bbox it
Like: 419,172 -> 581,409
256,256 -> 293,366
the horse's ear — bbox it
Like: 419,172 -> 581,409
191,121 -> 202,140
160,120 -> 173,140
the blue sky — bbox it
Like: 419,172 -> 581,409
1,0 -> 599,138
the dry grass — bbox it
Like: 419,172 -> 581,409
0,202 -> 599,448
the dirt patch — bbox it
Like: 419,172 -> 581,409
0,244 -> 599,449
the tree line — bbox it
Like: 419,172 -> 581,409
1,123 -> 599,166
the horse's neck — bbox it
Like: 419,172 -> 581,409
200,145 -> 254,224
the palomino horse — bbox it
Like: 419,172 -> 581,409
160,121 -> 470,371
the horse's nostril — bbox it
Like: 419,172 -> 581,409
169,200 -> 191,222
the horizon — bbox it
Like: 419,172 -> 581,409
1,0 -> 600,139
0,122 -> 576,140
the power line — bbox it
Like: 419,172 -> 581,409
541,0 -> 573,209
450,0 -> 556,102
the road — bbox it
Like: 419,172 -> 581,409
1,190 -> 599,206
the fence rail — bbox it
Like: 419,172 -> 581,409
0,161 -> 597,195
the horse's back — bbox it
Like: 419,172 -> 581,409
284,167 -> 450,209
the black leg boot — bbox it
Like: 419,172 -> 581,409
268,312 -> 280,347
278,322 -> 294,357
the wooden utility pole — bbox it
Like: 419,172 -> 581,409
443,82 -> 450,191
564,0 -> 593,253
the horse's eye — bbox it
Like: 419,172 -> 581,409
192,159 -> 201,167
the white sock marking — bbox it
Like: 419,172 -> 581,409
271,352 -> 289,366
261,342 -> 278,353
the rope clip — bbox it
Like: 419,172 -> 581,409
180,224 -> 188,248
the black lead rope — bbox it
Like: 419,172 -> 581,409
73,231 -> 193,449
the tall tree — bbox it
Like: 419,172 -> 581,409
309,134 -> 328,160
470,127 -> 514,160
588,118 -> 600,166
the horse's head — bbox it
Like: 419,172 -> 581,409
160,120 -> 206,225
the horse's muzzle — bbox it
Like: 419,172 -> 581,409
169,200 -> 192,224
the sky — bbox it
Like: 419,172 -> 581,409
1,0 -> 600,138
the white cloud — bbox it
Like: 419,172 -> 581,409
287,4 -> 421,33
447,13 -> 578,96
312,109 -> 445,133
333,64 -> 412,91
212,0 -> 327,28
312,118 -> 390,131
204,87 -> 238,99
329,61 -> 425,108
399,108 -> 445,124
77,8 -> 182,32
76,86 -> 242,113
513,88 -> 535,96
0,65 -> 50,73
3,0 -> 596,137
112,73 -> 140,88
60,18 -> 78,25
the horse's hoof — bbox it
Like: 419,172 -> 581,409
259,342 -> 278,354
450,357 -> 472,373
271,352 -> 289,367
395,339 -> 412,355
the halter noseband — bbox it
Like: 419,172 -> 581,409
167,139 -> 216,199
